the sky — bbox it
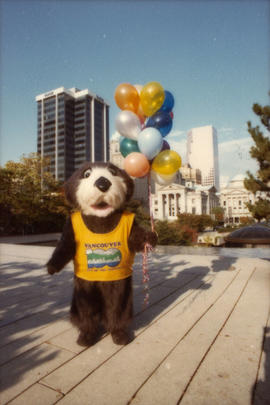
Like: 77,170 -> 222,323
1,0 -> 269,186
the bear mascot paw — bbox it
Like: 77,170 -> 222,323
46,162 -> 157,346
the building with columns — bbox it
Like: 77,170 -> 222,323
36,87 -> 109,181
152,183 -> 218,221
220,174 -> 260,224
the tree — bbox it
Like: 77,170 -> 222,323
0,153 -> 69,235
154,220 -> 197,246
176,213 -> 214,232
244,99 -> 270,222
211,206 -> 225,224
239,216 -> 255,226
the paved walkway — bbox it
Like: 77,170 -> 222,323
0,243 -> 269,405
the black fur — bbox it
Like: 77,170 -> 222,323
47,162 -> 157,346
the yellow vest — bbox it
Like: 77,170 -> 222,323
71,211 -> 135,282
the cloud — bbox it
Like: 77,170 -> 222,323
167,129 -> 186,138
218,127 -> 234,134
218,137 -> 258,180
111,131 -> 121,141
218,137 -> 253,155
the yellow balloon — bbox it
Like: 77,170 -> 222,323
152,150 -> 182,175
140,82 -> 165,117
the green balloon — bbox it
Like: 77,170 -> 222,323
120,137 -> 140,157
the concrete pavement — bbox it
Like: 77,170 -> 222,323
0,243 -> 269,404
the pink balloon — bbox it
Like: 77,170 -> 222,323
124,152 -> 150,178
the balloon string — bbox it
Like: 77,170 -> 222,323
148,172 -> 155,232
142,172 -> 156,308
142,242 -> 152,307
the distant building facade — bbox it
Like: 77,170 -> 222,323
187,125 -> 220,190
152,184 -> 218,221
180,163 -> 202,187
220,174 -> 258,224
36,87 -> 109,181
110,138 -> 124,170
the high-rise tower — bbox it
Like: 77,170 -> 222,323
36,87 -> 109,182
187,125 -> 220,190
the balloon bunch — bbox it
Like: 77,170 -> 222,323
114,82 -> 182,185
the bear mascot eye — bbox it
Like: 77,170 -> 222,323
108,166 -> 117,176
83,169 -> 92,178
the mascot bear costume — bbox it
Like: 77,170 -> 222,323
47,162 -> 157,346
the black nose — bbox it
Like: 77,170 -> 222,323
94,176 -> 112,192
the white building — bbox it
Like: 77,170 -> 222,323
187,125 -> 220,190
109,138 -> 123,169
220,174 -> 256,224
180,163 -> 202,186
152,183 -> 219,221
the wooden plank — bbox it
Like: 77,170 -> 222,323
0,305 -> 69,348
51,271 -> 239,404
0,296 -> 70,328
180,266 -> 270,405
0,343 -> 75,404
7,383 -> 63,405
0,319 -> 71,366
40,270 -> 210,394
129,267 -> 255,404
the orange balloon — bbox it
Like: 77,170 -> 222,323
133,84 -> 146,123
137,103 -> 147,124
114,83 -> 140,113
124,152 -> 150,178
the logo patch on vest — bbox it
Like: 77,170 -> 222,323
86,248 -> 122,269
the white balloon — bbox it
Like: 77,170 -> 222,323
151,170 -> 176,186
115,110 -> 141,140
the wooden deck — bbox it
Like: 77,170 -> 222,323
0,244 -> 269,405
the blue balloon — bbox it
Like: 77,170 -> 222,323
146,111 -> 173,137
138,127 -> 163,160
160,90 -> 174,112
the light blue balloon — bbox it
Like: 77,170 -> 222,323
138,127 -> 163,160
